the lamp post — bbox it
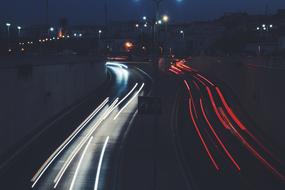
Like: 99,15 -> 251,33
180,30 -> 184,39
162,15 -> 169,33
17,26 -> 22,38
152,0 -> 164,45
98,30 -> 102,40
46,0 -> 49,30
6,23 -> 11,50
49,27 -> 54,37
6,23 -> 11,38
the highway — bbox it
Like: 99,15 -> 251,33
0,61 -> 152,190
169,60 -> 285,190
1,59 -> 284,190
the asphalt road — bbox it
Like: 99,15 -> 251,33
0,61 -> 152,190
170,61 -> 285,190
1,59 -> 285,190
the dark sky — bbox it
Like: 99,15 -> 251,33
1,0 -> 285,26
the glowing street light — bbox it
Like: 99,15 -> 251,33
6,23 -> 11,35
135,24 -> 139,28
180,30 -> 185,38
49,27 -> 54,32
6,23 -> 11,48
158,20 -> 162,25
143,16 -> 147,20
125,41 -> 134,51
162,15 -> 169,23
98,30 -> 102,40
17,26 -> 22,38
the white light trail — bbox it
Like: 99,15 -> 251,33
94,136 -> 110,190
114,83 -> 145,120
53,136 -> 88,188
31,98 -> 109,188
69,136 -> 93,190
108,83 -> 138,113
54,98 -> 119,188
106,62 -> 128,69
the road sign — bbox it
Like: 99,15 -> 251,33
138,96 -> 162,115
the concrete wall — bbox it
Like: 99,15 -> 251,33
0,56 -> 106,156
191,56 -> 285,150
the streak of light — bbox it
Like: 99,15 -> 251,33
53,134 -> 91,188
176,61 -> 197,72
169,68 -> 179,75
188,98 -> 220,171
94,136 -> 110,190
200,98 -> 241,171
109,83 -> 138,113
106,62 -> 128,69
69,136 -> 93,190
215,87 -> 283,164
193,75 -> 207,87
171,65 -> 183,73
184,80 -> 198,118
192,80 -> 200,91
108,65 -> 129,83
196,73 -> 215,87
55,99 -> 119,188
31,98 -> 109,188
206,86 -> 230,130
113,83 -> 145,120
215,87 -> 245,130
219,108 -> 285,181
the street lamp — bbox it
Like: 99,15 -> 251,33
180,30 -> 184,39
162,15 -> 169,34
98,30 -> 102,40
6,23 -> 11,35
17,26 -> 22,36
49,27 -> 54,32
17,26 -> 22,43
162,15 -> 169,23
143,16 -> 147,21
6,23 -> 11,49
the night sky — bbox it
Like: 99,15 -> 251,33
1,0 -> 285,26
